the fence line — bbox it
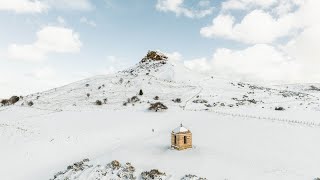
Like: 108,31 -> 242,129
209,109 -> 320,127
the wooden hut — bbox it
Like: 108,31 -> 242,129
171,124 -> 192,150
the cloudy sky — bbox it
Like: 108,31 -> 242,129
0,0 -> 319,97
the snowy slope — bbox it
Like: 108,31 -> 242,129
1,51 -> 320,180
10,52 -> 320,113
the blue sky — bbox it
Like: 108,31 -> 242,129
0,0 -> 319,97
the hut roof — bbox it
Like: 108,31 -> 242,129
172,124 -> 190,134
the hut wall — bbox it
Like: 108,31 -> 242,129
171,132 -> 192,150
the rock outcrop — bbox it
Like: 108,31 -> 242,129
141,51 -> 168,63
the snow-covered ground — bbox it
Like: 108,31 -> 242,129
1,107 -> 320,180
1,53 -> 320,180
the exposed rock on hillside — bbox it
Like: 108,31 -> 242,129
141,50 -> 168,63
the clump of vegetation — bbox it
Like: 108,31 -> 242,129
9,96 -> 20,104
141,169 -> 166,180
85,84 -> 89,87
129,96 -> 140,103
172,98 -> 181,103
139,89 -> 143,96
95,100 -> 102,106
275,106 -> 285,111
110,160 -> 121,170
0,96 -> 20,106
181,174 -> 207,180
1,99 -> 9,106
193,99 -> 208,103
149,102 -> 168,112
103,98 -> 108,104
86,93 -> 90,98
154,96 -> 159,100
119,78 -> 124,84
309,85 -> 320,91
123,96 -> 140,106
52,159 -> 136,180
27,101 -> 34,107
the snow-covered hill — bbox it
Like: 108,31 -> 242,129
8,51 -> 319,113
1,51 -> 320,180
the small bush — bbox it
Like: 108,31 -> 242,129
1,96 -> 20,106
139,89 -> 143,96
103,98 -> 108,104
95,100 -> 102,106
86,93 -> 90,98
193,99 -> 208,103
149,102 -> 168,112
275,106 -> 285,111
85,84 -> 89,87
27,101 -> 34,107
309,85 -> 320,91
9,96 -> 20,104
182,174 -> 207,180
172,98 -> 181,103
141,169 -> 166,180
1,99 -> 9,106
130,96 -> 140,103
154,96 -> 159,100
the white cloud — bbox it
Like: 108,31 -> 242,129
195,0 -> 320,83
57,16 -> 66,25
80,17 -> 97,27
185,44 -> 303,82
201,10 -> 296,44
222,0 -> 278,11
0,0 -> 48,13
8,26 -> 82,61
156,0 -> 213,18
184,57 -> 213,72
45,0 -> 93,11
164,51 -> 182,61
101,56 -> 132,74
0,0 -> 93,13
283,24 -> 320,80
201,0 -> 320,44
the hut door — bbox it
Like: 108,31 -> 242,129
184,136 -> 187,144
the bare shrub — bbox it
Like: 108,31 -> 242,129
149,102 -> 168,112
139,89 -> 143,96
27,101 -> 34,107
141,169 -> 166,180
275,106 -> 285,111
172,98 -> 181,103
95,100 -> 102,106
